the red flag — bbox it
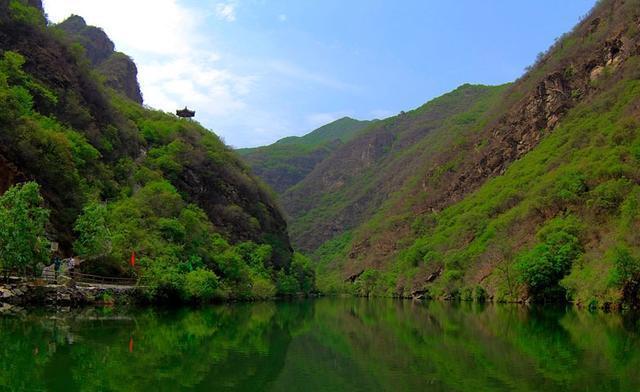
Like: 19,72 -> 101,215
130,251 -> 136,267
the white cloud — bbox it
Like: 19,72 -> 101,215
44,0 -> 199,56
137,55 -> 252,117
278,14 -> 287,22
215,2 -> 236,22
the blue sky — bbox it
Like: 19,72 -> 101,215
44,0 -> 596,148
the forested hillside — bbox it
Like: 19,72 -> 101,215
238,117 -> 372,194
0,0 -> 314,301
247,0 -> 640,308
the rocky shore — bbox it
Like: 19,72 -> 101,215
0,280 -> 140,308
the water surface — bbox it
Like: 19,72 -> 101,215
1,299 -> 639,391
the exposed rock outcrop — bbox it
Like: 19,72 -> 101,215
57,15 -> 115,65
57,15 -> 143,104
98,52 -> 144,104
421,19 -> 639,215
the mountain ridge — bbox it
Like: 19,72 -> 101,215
237,116 -> 373,194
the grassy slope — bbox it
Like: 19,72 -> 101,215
361,73 -> 640,304
237,117 -> 372,194
285,84 -> 507,252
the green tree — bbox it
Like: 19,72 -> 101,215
0,182 -> 50,274
515,217 -> 583,301
608,245 -> 640,303
73,202 -> 112,259
275,270 -> 299,295
291,252 -> 316,294
184,269 -> 219,301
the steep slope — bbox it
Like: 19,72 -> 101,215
283,84 -> 506,252
56,15 -> 143,104
237,117 -> 372,193
0,0 -> 303,299
284,0 -> 640,307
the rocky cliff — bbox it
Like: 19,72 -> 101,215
57,15 -> 143,104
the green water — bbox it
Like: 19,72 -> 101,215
1,299 -> 639,391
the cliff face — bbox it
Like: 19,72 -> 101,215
57,15 -> 143,104
98,53 -> 144,105
56,15 -> 114,65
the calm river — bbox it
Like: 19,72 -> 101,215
1,298 -> 639,391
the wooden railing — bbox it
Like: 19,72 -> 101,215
68,271 -> 137,286
15,269 -> 140,287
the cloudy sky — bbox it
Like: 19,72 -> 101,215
43,0 -> 595,148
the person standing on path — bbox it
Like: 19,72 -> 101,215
53,256 -> 61,282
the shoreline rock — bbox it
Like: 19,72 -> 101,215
0,282 -> 140,307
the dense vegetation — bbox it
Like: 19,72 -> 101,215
0,0 -> 314,301
0,182 -> 49,275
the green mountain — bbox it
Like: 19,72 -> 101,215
247,0 -> 640,307
0,0 -> 315,301
237,117 -> 373,193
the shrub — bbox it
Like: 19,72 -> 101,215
587,179 -> 632,214
276,270 -> 299,295
250,274 -> 277,299
354,269 -> 380,297
474,286 -> 487,302
608,245 -> 640,303
9,0 -> 46,26
515,217 -> 583,301
140,256 -> 184,300
461,287 -> 473,301
184,269 -> 219,302
553,171 -> 587,204
291,252 -> 316,294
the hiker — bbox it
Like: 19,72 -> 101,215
53,256 -> 61,280
67,257 -> 75,279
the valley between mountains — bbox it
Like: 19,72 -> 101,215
241,0 -> 640,308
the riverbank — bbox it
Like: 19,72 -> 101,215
0,280 -> 140,308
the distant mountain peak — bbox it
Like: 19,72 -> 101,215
238,117 -> 373,194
